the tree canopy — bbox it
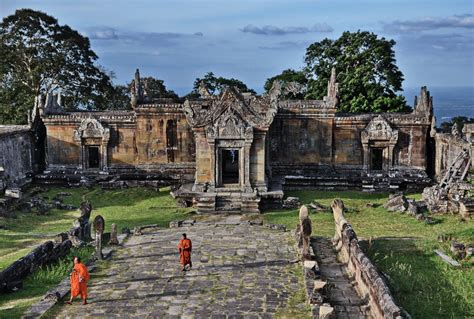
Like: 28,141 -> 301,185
0,9 -> 114,124
304,31 -> 409,113
264,69 -> 307,99
191,72 -> 256,96
141,77 -> 179,101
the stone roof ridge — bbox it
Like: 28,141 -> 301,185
277,99 -> 329,109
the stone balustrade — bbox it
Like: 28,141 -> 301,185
331,199 -> 402,319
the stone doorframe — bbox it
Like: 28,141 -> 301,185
207,125 -> 254,193
361,115 -> 398,172
74,118 -> 110,171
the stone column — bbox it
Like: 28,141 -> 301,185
208,139 -> 216,191
244,140 -> 252,192
93,215 -> 105,260
108,223 -> 119,245
362,143 -> 369,172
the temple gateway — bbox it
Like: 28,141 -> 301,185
35,69 -> 435,213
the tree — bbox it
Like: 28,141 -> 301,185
440,116 -> 474,133
191,72 -> 256,96
304,31 -> 409,113
141,77 -> 179,101
0,9 -> 114,123
264,69 -> 307,99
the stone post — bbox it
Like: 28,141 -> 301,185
109,223 -> 119,245
297,205 -> 312,261
93,215 -> 105,260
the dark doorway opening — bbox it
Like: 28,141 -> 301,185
88,146 -> 100,169
222,149 -> 239,184
371,148 -> 383,171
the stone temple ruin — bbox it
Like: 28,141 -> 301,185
0,68 -> 472,214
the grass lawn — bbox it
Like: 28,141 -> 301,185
0,185 -> 193,318
263,190 -> 473,318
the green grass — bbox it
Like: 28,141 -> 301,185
263,190 -> 474,318
0,246 -> 93,319
0,186 -> 193,270
0,185 -> 192,318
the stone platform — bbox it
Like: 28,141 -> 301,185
48,221 -> 302,318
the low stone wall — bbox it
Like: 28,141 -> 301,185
0,240 -> 72,293
331,199 -> 402,319
0,200 -> 92,294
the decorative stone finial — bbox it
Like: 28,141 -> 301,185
414,86 -> 433,115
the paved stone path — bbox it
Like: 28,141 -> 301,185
311,237 -> 370,319
50,222 -> 302,318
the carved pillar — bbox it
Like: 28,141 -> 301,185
244,140 -> 252,192
208,139 -> 216,191
362,142 -> 369,172
388,144 -> 395,169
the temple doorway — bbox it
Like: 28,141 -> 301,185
221,149 -> 239,184
371,148 -> 383,171
87,146 -> 100,169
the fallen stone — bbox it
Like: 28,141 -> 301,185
384,194 -> 408,212
450,241 -> 466,259
304,260 -> 316,269
319,304 -> 335,319
434,249 -> 461,267
265,223 -> 286,231
309,201 -> 327,212
466,246 -> 474,257
313,280 -> 327,291
5,188 -> 22,199
283,196 -> 301,209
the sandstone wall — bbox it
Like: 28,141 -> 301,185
0,126 -> 34,188
270,110 -> 431,176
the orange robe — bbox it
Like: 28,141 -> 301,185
70,263 -> 90,299
178,238 -> 192,266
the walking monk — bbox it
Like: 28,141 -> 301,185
178,233 -> 192,271
67,256 -> 90,305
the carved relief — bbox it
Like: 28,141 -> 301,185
74,118 -> 110,142
361,115 -> 398,144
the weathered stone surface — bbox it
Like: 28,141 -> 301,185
384,193 -> 408,212
5,187 -> 22,199
108,223 -> 119,245
283,196 -> 301,209
51,222 -> 303,318
451,241 -> 466,259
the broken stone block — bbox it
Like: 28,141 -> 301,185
459,200 -> 474,219
5,188 -> 21,199
283,196 -> 301,209
466,246 -> 474,257
309,201 -> 327,212
108,223 -> 119,245
319,304 -> 335,319
384,193 -> 408,212
406,202 -> 418,216
304,260 -> 316,270
451,241 -> 466,259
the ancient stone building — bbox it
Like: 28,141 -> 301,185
30,69 -> 439,212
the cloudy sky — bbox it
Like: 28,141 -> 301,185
2,0 -> 473,94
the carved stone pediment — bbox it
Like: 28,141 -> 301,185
361,115 -> 398,144
74,118 -> 110,142
183,86 -> 278,131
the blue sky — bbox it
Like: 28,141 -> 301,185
2,0 -> 474,95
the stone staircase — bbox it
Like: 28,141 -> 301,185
195,191 -> 260,214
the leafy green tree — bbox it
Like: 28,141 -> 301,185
0,9 -> 114,123
264,69 -> 307,99
141,77 -> 179,100
192,72 -> 256,96
304,31 -> 409,113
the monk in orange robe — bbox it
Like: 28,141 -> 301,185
67,256 -> 90,305
178,233 -> 192,271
